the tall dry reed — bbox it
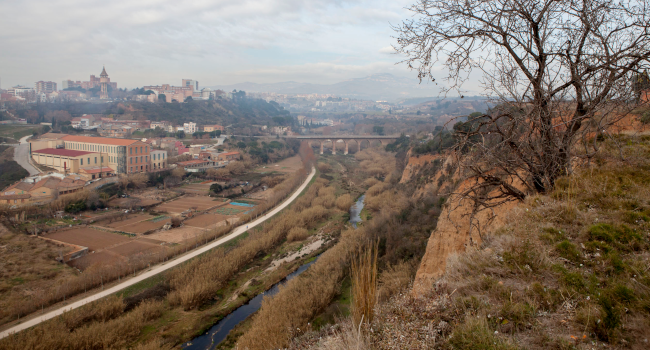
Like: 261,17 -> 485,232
351,241 -> 378,328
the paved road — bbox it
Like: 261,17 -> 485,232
14,135 -> 39,175
0,166 -> 316,339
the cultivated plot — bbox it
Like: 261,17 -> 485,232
154,196 -> 225,214
45,228 -> 131,251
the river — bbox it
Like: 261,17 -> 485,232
183,258 -> 319,349
349,194 -> 365,228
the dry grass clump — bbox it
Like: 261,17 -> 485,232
299,205 -> 330,228
362,177 -> 380,188
287,227 -> 310,242
377,261 -> 417,302
335,194 -> 354,212
351,242 -> 378,327
292,178 -> 327,212
366,181 -> 389,196
317,162 -> 332,173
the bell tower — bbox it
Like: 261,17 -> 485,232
100,66 -> 109,99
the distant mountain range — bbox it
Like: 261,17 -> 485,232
208,73 -> 442,101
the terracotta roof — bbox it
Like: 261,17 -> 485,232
0,193 -> 31,200
5,182 -> 34,192
80,166 -> 114,174
62,135 -> 139,146
31,177 -> 61,191
32,148 -> 94,157
220,151 -> 240,156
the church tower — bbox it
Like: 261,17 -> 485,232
100,66 -> 109,99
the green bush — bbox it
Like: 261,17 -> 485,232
65,200 -> 87,214
555,240 -> 581,263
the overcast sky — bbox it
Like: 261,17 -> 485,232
0,0 -> 430,89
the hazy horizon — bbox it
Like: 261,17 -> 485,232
0,0 -> 426,90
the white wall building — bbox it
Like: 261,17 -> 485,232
183,122 -> 197,134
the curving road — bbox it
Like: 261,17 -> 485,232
14,135 -> 39,175
0,166 -> 316,339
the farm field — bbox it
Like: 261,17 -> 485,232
104,214 -> 152,229
68,251 -> 120,269
122,218 -> 170,234
180,182 -> 213,194
256,155 -> 303,174
146,226 -> 207,243
107,240 -> 164,256
154,195 -> 225,214
44,227 -> 130,251
184,213 -> 232,228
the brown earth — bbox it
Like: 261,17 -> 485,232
45,228 -> 131,252
154,196 -> 224,214
256,155 -> 303,173
399,152 -> 442,184
68,251 -> 121,269
184,213 -> 231,228
107,240 -> 164,257
146,226 -> 207,243
104,214 -> 151,229
122,219 -> 170,234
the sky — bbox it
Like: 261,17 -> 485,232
0,0 -> 428,90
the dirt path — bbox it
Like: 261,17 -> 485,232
0,167 -> 316,340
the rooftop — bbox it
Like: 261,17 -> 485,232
79,166 -> 114,174
62,135 -> 139,146
33,148 -> 94,157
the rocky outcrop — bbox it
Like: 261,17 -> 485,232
399,152 -> 443,184
411,183 -> 517,295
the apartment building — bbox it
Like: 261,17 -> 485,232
35,81 -> 57,94
183,122 -> 197,134
150,149 -> 167,170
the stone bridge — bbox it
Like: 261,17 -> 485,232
290,135 -> 399,155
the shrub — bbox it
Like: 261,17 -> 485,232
448,317 -> 519,350
65,200 -> 87,214
335,193 -> 354,212
555,240 -> 581,263
317,162 -> 332,173
286,227 -> 309,242
170,216 -> 182,228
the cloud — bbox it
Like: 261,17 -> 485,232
379,46 -> 396,54
0,0 -> 420,88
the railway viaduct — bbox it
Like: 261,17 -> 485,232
290,135 -> 399,155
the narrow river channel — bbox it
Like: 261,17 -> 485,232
183,258 -> 319,349
349,194 -> 365,228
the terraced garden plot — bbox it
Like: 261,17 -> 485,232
184,213 -> 232,228
146,226 -> 206,243
213,205 -> 247,215
108,240 -> 164,257
45,228 -> 131,251
104,214 -> 152,229
68,251 -> 121,270
123,219 -> 170,234
154,196 -> 224,214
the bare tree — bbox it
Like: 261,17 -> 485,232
395,0 -> 650,208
